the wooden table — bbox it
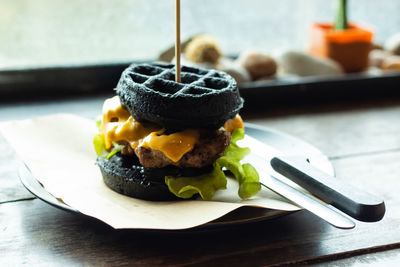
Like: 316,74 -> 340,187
1,94 -> 400,266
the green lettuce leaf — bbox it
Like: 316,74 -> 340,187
93,133 -> 124,159
96,116 -> 102,131
165,162 -> 227,200
165,128 -> 261,200
93,133 -> 108,158
217,129 -> 261,199
238,163 -> 261,199
106,142 -> 124,159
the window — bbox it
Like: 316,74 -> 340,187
1,0 -> 399,69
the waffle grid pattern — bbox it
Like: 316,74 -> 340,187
126,63 -> 236,96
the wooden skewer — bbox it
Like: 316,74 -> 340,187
175,0 -> 181,83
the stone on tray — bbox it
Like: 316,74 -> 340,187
276,50 -> 343,77
384,32 -> 400,55
216,57 -> 251,84
236,50 -> 277,80
369,49 -> 393,68
382,55 -> 400,71
184,35 -> 222,64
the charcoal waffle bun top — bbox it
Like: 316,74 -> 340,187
115,63 -> 243,130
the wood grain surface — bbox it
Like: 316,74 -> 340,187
1,96 -> 400,266
0,134 -> 33,203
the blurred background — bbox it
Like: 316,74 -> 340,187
1,0 -> 399,69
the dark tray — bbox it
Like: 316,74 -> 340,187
1,62 -> 400,105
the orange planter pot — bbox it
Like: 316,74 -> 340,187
309,23 -> 373,73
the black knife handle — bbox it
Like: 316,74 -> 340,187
270,156 -> 385,222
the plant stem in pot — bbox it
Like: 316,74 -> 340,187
335,0 -> 348,30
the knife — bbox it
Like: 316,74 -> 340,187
241,135 -> 385,224
246,152 -> 355,229
270,156 -> 385,222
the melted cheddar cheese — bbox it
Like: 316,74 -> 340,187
140,129 -> 200,162
100,96 -> 244,162
101,96 -> 160,150
224,114 -> 244,133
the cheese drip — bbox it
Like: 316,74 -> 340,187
224,114 -> 244,133
100,96 -> 244,162
140,130 -> 200,162
101,96 -> 160,150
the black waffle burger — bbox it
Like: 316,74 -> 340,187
94,63 -> 260,201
